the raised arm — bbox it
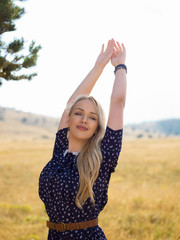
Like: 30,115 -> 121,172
57,39 -> 115,131
107,42 -> 127,130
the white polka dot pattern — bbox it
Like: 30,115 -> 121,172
38,126 -> 123,239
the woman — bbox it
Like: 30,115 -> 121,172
39,39 -> 127,240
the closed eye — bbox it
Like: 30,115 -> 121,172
89,116 -> 97,121
75,112 -> 82,116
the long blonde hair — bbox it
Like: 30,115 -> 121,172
67,95 -> 106,209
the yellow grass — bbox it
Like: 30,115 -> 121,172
0,137 -> 180,240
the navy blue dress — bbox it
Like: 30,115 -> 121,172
39,126 -> 123,240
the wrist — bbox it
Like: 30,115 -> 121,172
112,62 -> 125,67
114,64 -> 127,74
94,62 -> 105,72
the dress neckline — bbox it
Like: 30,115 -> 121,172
63,149 -> 79,157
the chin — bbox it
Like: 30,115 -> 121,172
77,133 -> 92,141
72,131 -> 93,141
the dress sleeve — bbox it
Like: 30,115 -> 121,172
101,126 -> 123,173
52,128 -> 69,157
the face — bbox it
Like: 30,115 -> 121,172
67,99 -> 99,143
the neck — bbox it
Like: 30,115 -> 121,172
68,137 -> 88,153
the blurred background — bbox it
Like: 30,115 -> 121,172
0,1 -> 180,240
0,0 -> 180,124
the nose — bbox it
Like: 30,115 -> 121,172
81,115 -> 87,124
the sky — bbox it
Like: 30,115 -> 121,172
0,0 -> 180,124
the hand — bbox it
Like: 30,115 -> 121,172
111,42 -> 126,67
95,39 -> 115,69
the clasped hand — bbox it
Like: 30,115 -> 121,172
95,39 -> 126,69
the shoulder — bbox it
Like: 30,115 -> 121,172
55,127 -> 69,146
100,126 -> 123,173
52,128 -> 69,156
56,127 -> 69,136
101,126 -> 123,143
101,126 -> 123,156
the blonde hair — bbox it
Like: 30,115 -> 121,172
67,95 -> 106,209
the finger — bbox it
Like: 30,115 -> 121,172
118,42 -> 124,54
112,48 -> 117,57
117,41 -> 122,50
104,40 -> 114,58
107,39 -> 115,50
106,40 -> 111,49
122,43 -> 126,52
101,44 -> 104,53
114,42 -> 119,52
110,38 -> 115,48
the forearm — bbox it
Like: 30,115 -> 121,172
111,68 -> 127,107
67,64 -> 104,105
66,39 -> 115,105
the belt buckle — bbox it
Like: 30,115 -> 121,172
47,218 -> 66,232
59,222 -> 67,232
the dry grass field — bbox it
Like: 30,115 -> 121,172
0,136 -> 180,240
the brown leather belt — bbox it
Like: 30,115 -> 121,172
46,218 -> 98,232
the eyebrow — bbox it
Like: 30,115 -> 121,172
75,108 -> 98,116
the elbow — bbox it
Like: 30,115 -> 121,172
110,95 -> 126,108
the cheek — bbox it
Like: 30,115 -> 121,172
68,115 -> 79,125
92,121 -> 99,131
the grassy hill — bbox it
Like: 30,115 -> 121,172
0,106 -> 59,141
0,127 -> 180,239
126,119 -> 180,138
0,106 -> 180,140
0,106 -> 180,239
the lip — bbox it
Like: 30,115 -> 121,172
77,125 -> 88,131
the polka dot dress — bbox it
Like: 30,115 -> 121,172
39,126 -> 123,240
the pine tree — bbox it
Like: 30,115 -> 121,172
0,0 -> 41,86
